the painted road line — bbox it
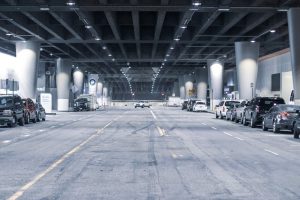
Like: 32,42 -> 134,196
22,134 -> 30,137
171,152 -> 178,159
7,118 -> 117,200
150,110 -> 157,120
2,140 -> 11,144
201,123 -> 207,125
264,149 -> 279,156
157,126 -> 165,137
234,137 -> 244,141
223,132 -> 233,137
211,127 -> 217,130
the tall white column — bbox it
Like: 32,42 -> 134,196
97,80 -> 103,105
103,83 -> 108,106
235,42 -> 260,100
16,41 -> 40,100
195,67 -> 208,101
288,8 -> 300,104
179,76 -> 185,100
208,60 -> 224,108
184,74 -> 194,99
56,58 -> 72,111
73,69 -> 84,97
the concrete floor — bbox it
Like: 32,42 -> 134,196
1,107 -> 300,200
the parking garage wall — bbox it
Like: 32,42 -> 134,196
256,50 -> 293,103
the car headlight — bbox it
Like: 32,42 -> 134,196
3,110 -> 13,116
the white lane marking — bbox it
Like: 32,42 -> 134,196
38,130 -> 45,132
150,110 -> 157,120
22,134 -> 30,137
234,137 -> 244,141
2,140 -> 11,144
202,123 -> 207,125
171,153 -> 178,158
264,149 -> 279,156
50,126 -> 56,128
223,132 -> 233,137
59,124 -> 65,126
157,126 -> 165,137
7,118 -> 117,200
211,127 -> 217,130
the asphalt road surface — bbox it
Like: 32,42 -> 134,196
1,107 -> 300,200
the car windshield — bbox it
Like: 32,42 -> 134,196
278,105 -> 300,112
225,101 -> 240,106
0,97 -> 13,107
76,98 -> 88,103
258,99 -> 285,110
196,102 -> 205,105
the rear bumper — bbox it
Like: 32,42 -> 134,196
0,116 -> 14,125
276,120 -> 293,130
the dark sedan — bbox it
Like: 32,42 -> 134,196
181,100 -> 188,110
35,103 -> 46,122
262,104 -> 300,133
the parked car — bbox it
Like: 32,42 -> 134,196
225,103 -> 240,121
235,100 -> 250,123
134,101 -> 151,108
187,99 -> 199,112
181,100 -> 188,110
215,100 -> 241,119
193,101 -> 207,112
243,97 -> 285,128
22,98 -> 37,124
74,94 -> 99,111
35,103 -> 46,122
262,105 -> 300,133
293,118 -> 300,138
0,95 -> 25,127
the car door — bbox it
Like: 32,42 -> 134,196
265,107 -> 274,127
14,97 -> 23,119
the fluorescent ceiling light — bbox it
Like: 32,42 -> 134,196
170,47 -> 174,50
85,25 -> 92,29
174,38 -> 180,41
66,1 -> 76,6
95,37 -> 101,41
251,40 -> 256,43
180,26 -> 187,29
270,29 -> 276,33
192,1 -> 201,6
218,8 -> 230,11
102,46 -> 107,50
40,7 -> 50,11
108,54 -> 112,57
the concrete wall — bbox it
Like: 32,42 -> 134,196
256,51 -> 293,103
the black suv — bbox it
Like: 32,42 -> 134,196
0,95 -> 25,127
243,97 -> 285,128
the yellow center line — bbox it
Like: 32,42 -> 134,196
7,117 -> 119,200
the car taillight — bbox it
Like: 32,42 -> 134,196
279,111 -> 289,120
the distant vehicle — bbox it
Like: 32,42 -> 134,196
262,105 -> 300,133
74,94 -> 99,111
187,99 -> 199,112
22,98 -> 37,124
225,103 -> 240,121
215,100 -> 241,119
181,100 -> 188,110
0,95 -> 25,127
35,103 -> 46,122
243,97 -> 285,128
193,101 -> 207,112
235,100 -> 250,123
167,97 -> 181,107
134,101 -> 151,108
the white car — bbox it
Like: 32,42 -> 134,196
134,101 -> 151,108
193,101 -> 207,112
215,100 -> 241,119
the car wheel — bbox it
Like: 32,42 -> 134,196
18,116 -> 25,126
220,112 -> 224,119
235,117 -> 239,123
250,116 -> 256,128
262,120 -> 268,131
294,128 -> 299,139
272,120 -> 280,133
32,114 -> 37,123
8,116 -> 17,128
37,113 -> 41,122
243,115 -> 248,126
230,114 -> 234,121
25,114 -> 30,124
42,116 -> 46,121
216,113 -> 219,119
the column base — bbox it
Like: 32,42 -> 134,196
57,99 -> 69,111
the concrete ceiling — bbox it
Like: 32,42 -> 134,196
0,0 -> 299,94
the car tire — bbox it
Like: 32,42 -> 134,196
19,116 -> 25,126
243,115 -> 248,126
42,116 -> 46,121
37,113 -> 41,122
250,116 -> 256,128
272,120 -> 279,133
216,113 -> 219,119
220,112 -> 224,119
294,128 -> 299,139
262,120 -> 268,131
8,116 -> 17,128
235,117 -> 239,123
25,114 -> 30,124
230,114 -> 234,121
32,115 -> 37,123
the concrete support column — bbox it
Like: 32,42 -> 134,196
235,42 -> 260,100
56,58 -> 72,111
88,74 -> 98,95
208,60 -> 224,109
73,69 -> 84,97
288,8 -> 300,104
16,41 -> 40,100
195,67 -> 208,101
103,83 -> 108,106
96,80 -> 103,106
172,81 -> 179,97
184,74 -> 194,99
179,76 -> 185,100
